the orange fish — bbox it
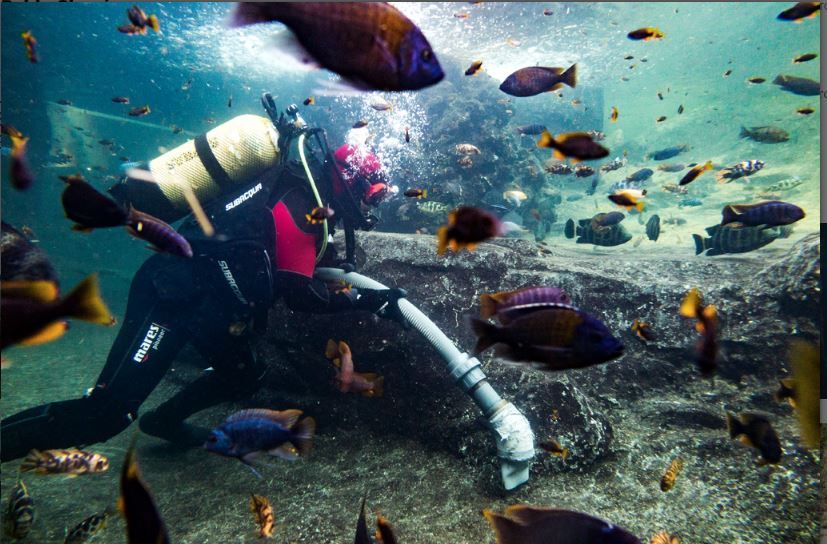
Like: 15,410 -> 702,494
538,438 -> 569,460
465,60 -> 484,76
608,189 -> 646,212
1,124 -> 34,190
660,457 -> 683,491
631,319 -> 656,342
627,27 -> 664,41
21,31 -> 38,63
306,206 -> 335,224
325,340 -> 384,397
651,531 -> 681,544
679,288 -> 718,376
128,105 -> 151,117
610,106 -> 619,122
249,494 -> 275,538
375,514 -> 398,544
436,206 -> 502,256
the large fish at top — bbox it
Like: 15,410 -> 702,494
230,2 -> 444,91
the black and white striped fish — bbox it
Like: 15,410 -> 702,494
64,511 -> 110,544
715,160 -> 765,183
5,479 -> 34,539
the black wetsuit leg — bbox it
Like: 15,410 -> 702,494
1,253 -> 196,462
137,298 -> 267,446
138,240 -> 273,446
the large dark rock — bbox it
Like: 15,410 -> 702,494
258,231 -> 819,475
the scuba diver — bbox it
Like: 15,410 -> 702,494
0,95 -> 408,462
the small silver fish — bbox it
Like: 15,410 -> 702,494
416,200 -> 450,216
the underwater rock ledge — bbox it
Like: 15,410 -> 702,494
260,231 -> 819,480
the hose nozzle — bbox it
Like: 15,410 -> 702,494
488,402 -> 535,490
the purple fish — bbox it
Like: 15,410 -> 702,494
126,210 -> 193,258
480,286 -> 574,325
205,409 -> 315,476
499,64 -> 577,97
721,201 -> 805,227
231,2 -> 444,91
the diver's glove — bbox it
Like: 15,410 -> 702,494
354,287 -> 409,327
336,260 -> 357,273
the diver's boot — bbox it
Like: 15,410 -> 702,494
1,396 -> 134,462
138,369 -> 252,448
138,411 -> 210,448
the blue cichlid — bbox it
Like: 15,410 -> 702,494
470,306 -> 624,371
625,168 -> 653,183
205,409 -> 316,475
500,64 -> 577,97
648,145 -> 689,161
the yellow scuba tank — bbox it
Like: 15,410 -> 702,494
112,114 -> 280,222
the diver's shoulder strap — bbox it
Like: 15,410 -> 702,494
193,134 -> 234,192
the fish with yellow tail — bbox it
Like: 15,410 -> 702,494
205,408 -> 316,476
678,160 -> 713,186
2,274 -> 115,351
537,130 -> 609,162
608,189 -> 646,212
679,288 -> 718,376
437,206 -> 503,256
2,124 -> 35,190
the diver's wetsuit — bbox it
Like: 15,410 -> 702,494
1,161 -> 361,462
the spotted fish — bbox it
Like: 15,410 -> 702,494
21,449 -> 109,476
